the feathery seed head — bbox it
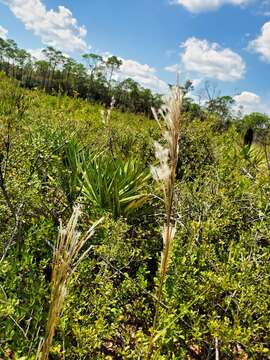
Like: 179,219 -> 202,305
162,224 -> 176,247
150,164 -> 170,182
151,82 -> 183,185
154,141 -> 169,164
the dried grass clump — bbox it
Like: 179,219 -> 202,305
147,77 -> 183,358
101,97 -> 115,154
37,206 -> 103,360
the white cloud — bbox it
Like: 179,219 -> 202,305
191,78 -> 203,88
172,0 -> 252,13
28,47 -> 69,61
0,0 -> 88,52
234,91 -> 270,115
115,58 -> 169,94
249,21 -> 270,62
27,48 -> 47,61
164,64 -> 180,73
0,25 -> 8,39
181,37 -> 246,81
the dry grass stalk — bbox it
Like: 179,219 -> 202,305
101,97 -> 115,155
215,337 -> 219,360
101,97 -> 115,127
37,206 -> 103,360
147,76 -> 183,358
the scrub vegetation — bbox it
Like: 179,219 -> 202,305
0,48 -> 270,360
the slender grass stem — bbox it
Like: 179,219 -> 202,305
36,206 -> 102,360
147,76 -> 183,359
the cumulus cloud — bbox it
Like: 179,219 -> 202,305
0,25 -> 8,39
234,91 -> 270,115
28,47 -> 69,61
115,58 -> 169,94
249,21 -> 270,62
0,0 -> 88,52
172,0 -> 252,13
191,78 -> 203,88
164,64 -> 180,73
181,37 -> 246,81
27,48 -> 47,61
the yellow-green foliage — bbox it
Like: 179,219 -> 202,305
0,74 -> 269,359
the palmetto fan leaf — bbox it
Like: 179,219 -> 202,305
82,156 -> 151,218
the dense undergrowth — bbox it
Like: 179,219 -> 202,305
0,73 -> 269,359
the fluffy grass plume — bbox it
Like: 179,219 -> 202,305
37,206 -> 103,360
147,75 -> 183,358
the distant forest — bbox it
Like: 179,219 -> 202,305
1,36 -> 269,130
0,37 -> 165,116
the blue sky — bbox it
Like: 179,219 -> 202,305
0,0 -> 270,114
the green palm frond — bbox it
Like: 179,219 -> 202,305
82,156 -> 151,218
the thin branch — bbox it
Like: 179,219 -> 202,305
9,315 -> 28,340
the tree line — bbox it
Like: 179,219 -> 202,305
0,37 -> 164,116
1,36 -> 269,128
